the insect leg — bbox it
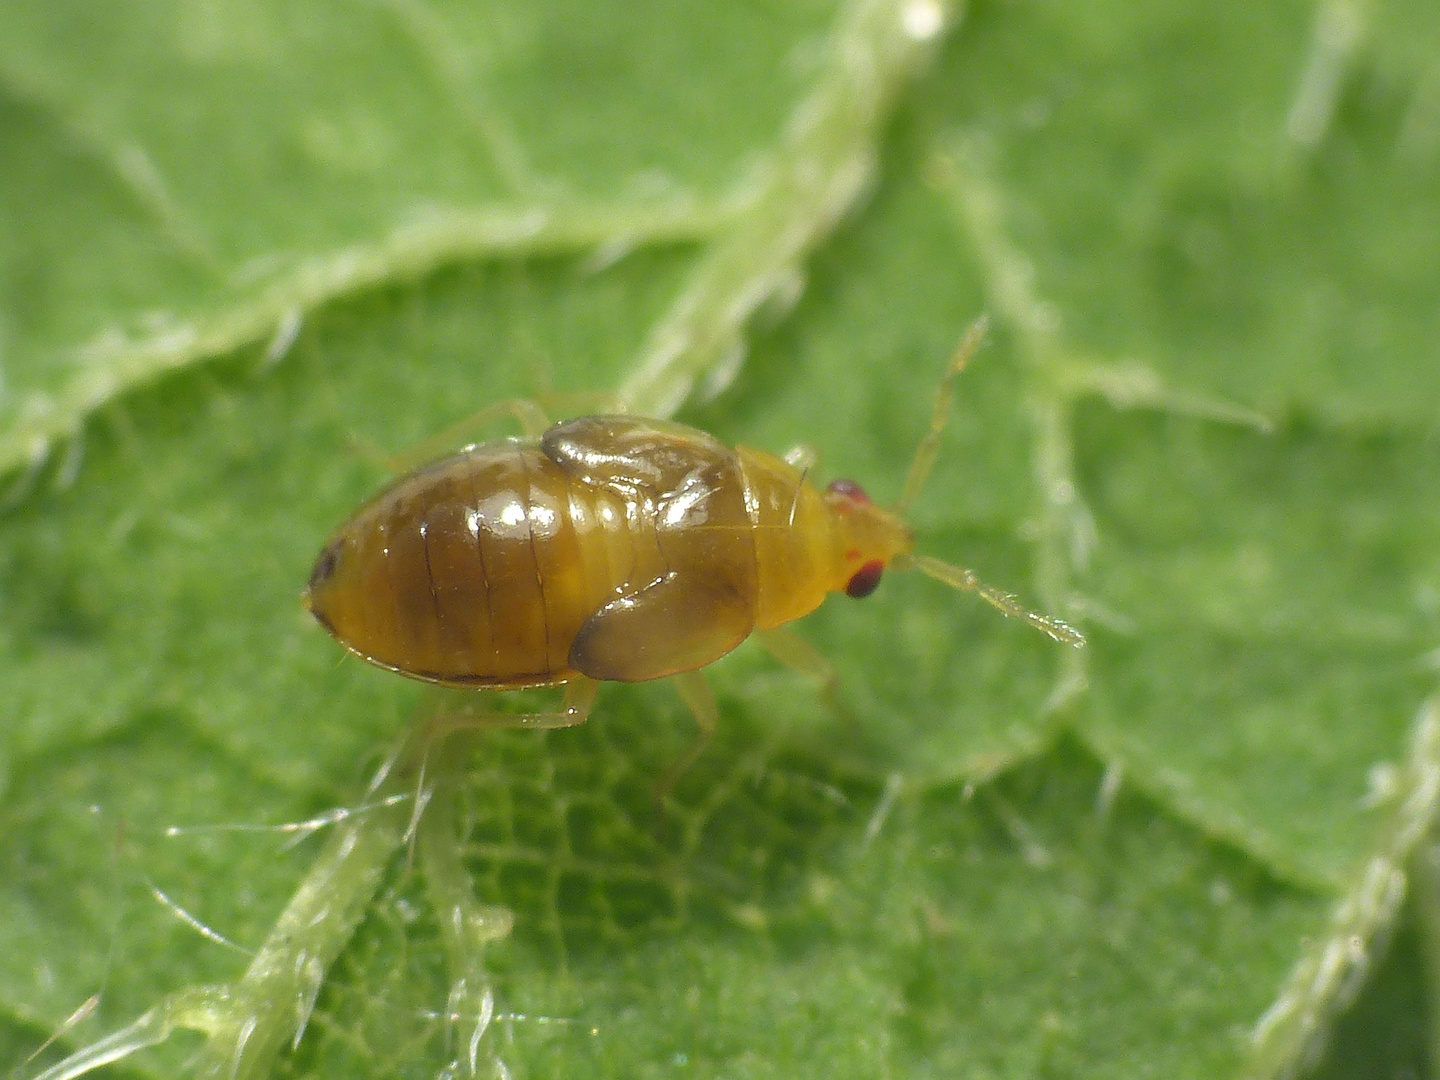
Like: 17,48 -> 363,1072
402,678 -> 601,845
533,389 -> 625,417
384,393 -> 628,475
422,677 -> 601,741
755,626 -> 840,708
409,680 -> 599,803
382,398 -> 554,474
653,670 -> 719,817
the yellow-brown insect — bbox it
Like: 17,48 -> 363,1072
303,321 -> 1082,746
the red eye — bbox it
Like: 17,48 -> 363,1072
826,478 -> 871,503
845,560 -> 884,599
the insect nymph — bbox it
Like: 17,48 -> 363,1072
304,322 -> 1082,752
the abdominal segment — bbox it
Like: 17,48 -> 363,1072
308,444 -> 617,687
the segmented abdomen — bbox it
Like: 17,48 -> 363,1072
307,442 -> 639,688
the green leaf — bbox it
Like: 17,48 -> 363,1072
4,0 -> 1439,1078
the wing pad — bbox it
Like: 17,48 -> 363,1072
543,416 -> 760,682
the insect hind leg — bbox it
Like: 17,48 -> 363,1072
380,398 -> 554,474
398,678 -> 601,843
383,392 -> 628,474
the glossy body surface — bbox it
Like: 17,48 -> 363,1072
304,415 -> 913,689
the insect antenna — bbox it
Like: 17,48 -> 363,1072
896,315 -> 988,513
894,553 -> 1085,646
890,318 -> 1084,648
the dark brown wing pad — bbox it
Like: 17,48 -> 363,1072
569,571 -> 753,682
544,416 -> 760,682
